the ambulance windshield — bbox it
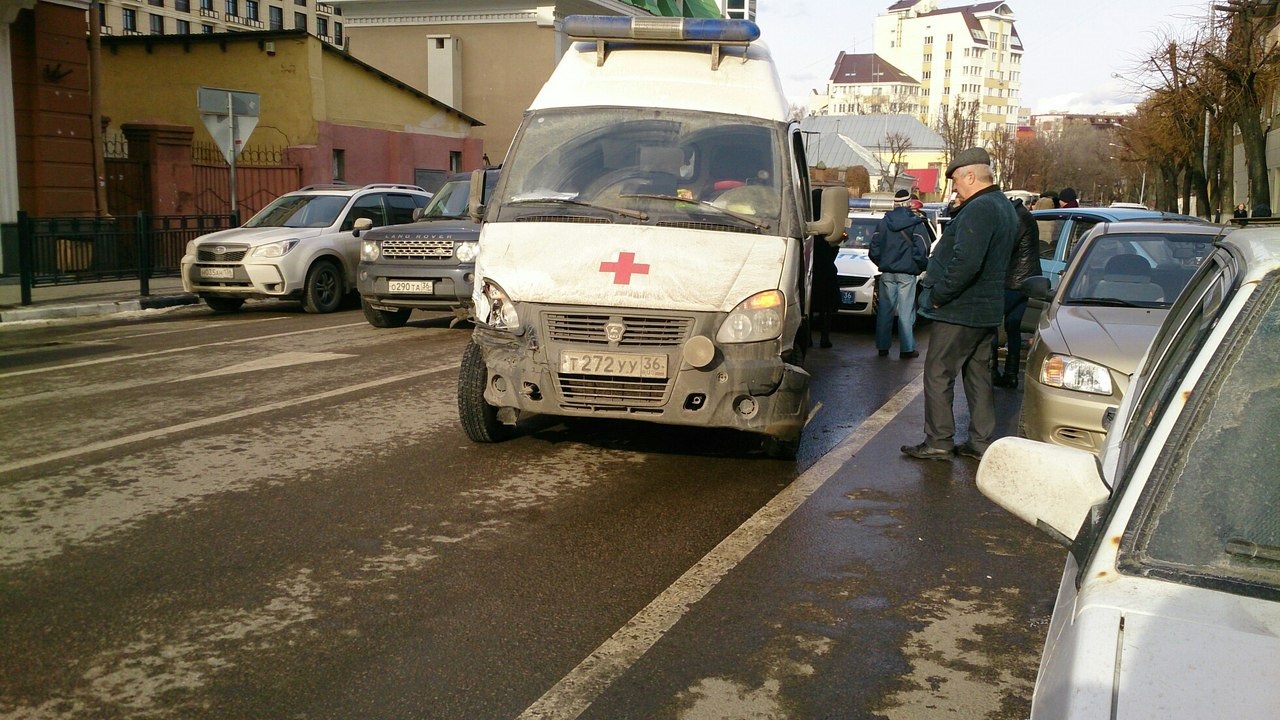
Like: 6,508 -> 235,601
496,108 -> 785,232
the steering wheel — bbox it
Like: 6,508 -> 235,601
584,168 -> 677,199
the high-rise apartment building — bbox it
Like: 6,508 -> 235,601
94,0 -> 345,46
814,0 -> 1022,141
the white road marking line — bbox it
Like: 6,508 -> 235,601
0,361 -> 460,475
75,315 -> 287,341
0,322 -> 369,379
517,374 -> 925,720
173,351 -> 355,381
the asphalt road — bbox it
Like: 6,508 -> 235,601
0,301 -> 1063,719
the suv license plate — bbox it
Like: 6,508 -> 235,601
199,266 -> 234,279
840,290 -> 856,304
389,280 -> 433,294
559,351 -> 667,378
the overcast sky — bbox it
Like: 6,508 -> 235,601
752,0 -> 1212,115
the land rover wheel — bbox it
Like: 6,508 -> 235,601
457,341 -> 512,443
361,297 -> 412,328
204,296 -> 244,313
302,259 -> 344,314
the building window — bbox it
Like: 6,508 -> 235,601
98,2 -> 107,26
149,0 -> 163,6
200,0 -> 212,10
449,151 -> 462,173
269,5 -> 282,29
225,0 -> 237,17
295,0 -> 305,5
176,19 -> 189,32
334,21 -> 341,44
294,11 -> 305,29
202,23 -> 213,32
175,0 -> 189,10
316,16 -> 327,37
122,8 -> 137,31
246,0 -> 258,20
332,149 -> 345,182
149,12 -> 163,33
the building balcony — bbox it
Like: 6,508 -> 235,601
230,15 -> 263,28
100,24 -> 114,34
198,7 -> 218,18
316,2 -> 334,13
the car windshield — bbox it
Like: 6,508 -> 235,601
844,218 -> 877,249
494,107 -> 785,232
1126,275 -> 1280,593
420,179 -> 469,220
1061,232 -> 1217,307
244,194 -> 348,229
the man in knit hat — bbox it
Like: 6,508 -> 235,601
901,147 -> 1017,461
870,188 -> 931,358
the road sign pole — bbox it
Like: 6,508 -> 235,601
228,94 -> 239,224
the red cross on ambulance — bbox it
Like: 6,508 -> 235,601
599,251 -> 650,285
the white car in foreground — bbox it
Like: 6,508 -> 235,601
977,225 -> 1280,718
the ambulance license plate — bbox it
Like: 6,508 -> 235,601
559,351 -> 666,378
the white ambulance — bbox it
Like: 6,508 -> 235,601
456,15 -> 847,458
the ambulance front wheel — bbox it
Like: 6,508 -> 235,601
458,341 -> 513,443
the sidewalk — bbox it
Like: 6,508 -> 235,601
0,276 -> 198,323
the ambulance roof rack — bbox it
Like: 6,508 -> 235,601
563,15 -> 760,71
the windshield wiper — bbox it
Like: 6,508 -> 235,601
1067,297 -> 1146,308
1226,538 -> 1280,563
506,197 -> 647,221
620,193 -> 771,230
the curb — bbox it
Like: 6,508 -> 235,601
0,293 -> 199,323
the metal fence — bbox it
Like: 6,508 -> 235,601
9,211 -> 236,305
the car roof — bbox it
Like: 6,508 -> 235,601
1032,207 -> 1208,223
1085,220 -> 1231,236
289,183 -> 429,196
1218,222 -> 1280,283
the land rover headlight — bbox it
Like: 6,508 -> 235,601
475,279 -> 520,331
252,239 -> 299,259
455,241 -> 479,263
716,290 -> 785,343
1040,354 -> 1113,395
361,239 -> 380,262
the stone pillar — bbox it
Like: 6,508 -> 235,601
123,122 -> 196,216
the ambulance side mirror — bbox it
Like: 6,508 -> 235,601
468,169 -> 487,223
807,187 -> 850,245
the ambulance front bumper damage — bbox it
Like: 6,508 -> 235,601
472,306 -> 810,442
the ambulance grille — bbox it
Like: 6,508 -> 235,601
656,221 -> 761,234
515,215 -> 610,224
544,313 -> 692,346
556,375 -> 669,408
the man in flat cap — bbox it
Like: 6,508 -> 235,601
901,146 -> 1017,462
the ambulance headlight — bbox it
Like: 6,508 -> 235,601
476,279 -> 520,332
717,290 -> 785,344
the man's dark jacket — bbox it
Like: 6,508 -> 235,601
870,206 -> 930,274
1006,200 -> 1041,290
919,184 -> 1017,327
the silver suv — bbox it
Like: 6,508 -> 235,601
181,183 -> 431,313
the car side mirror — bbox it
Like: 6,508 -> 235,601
352,217 -> 373,236
1021,275 -> 1053,302
806,186 -> 850,245
412,207 -> 426,221
976,437 -> 1111,547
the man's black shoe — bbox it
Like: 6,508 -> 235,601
878,349 -> 889,357
993,373 -> 1018,389
900,350 -> 919,359
901,442 -> 952,461
954,443 -> 984,459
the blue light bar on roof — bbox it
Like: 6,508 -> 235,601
849,197 -> 896,211
563,15 -> 760,44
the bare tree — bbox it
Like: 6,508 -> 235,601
874,131 -> 913,191
987,126 -> 1017,189
934,97 -> 981,170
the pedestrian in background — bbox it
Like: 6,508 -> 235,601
1034,190 -> 1058,210
1058,187 -> 1079,208
1234,203 -> 1249,219
992,197 -> 1042,389
810,221 -> 842,348
1253,203 -> 1272,218
870,189 -> 931,359
908,188 -> 925,211
901,147 -> 1017,462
